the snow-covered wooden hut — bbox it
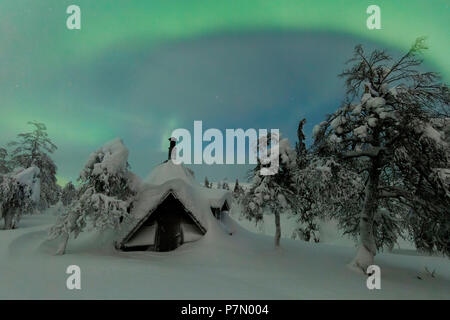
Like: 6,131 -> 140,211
115,160 -> 232,252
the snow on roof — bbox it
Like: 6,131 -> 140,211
127,171 -> 143,194
116,160 -> 232,247
145,160 -> 196,186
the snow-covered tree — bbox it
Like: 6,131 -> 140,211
293,119 -> 374,245
313,39 -> 450,271
0,167 -> 40,229
204,177 -> 211,188
0,148 -> 10,174
233,178 -> 241,193
290,118 -> 322,242
295,118 -> 308,167
60,181 -> 77,206
293,155 -> 365,243
233,178 -> 245,201
8,121 -> 59,209
291,168 -> 321,242
49,139 -> 139,255
243,133 -> 298,247
222,180 -> 230,190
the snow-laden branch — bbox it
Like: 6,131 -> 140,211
341,147 -> 383,159
378,186 -> 411,200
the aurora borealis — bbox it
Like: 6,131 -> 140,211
0,0 -> 448,184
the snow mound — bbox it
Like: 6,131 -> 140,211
127,171 -> 143,194
146,160 -> 196,186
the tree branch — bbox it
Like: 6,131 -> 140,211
378,186 -> 411,200
341,147 -> 383,159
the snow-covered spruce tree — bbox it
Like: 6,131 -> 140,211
243,133 -> 298,247
204,177 -> 211,188
290,118 -> 324,242
233,178 -> 245,202
0,148 -> 10,174
60,181 -> 77,206
295,118 -> 308,168
233,178 -> 242,193
0,167 -> 40,229
8,121 -> 60,209
313,39 -> 450,271
48,139 -> 139,255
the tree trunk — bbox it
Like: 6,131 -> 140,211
56,233 -> 69,255
274,210 -> 281,247
3,208 -> 15,230
351,161 -> 380,272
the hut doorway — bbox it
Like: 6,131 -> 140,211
155,210 -> 182,252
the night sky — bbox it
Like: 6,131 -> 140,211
0,0 -> 448,185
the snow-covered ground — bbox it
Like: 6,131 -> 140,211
230,210 -> 418,252
0,213 -> 449,299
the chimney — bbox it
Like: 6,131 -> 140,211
168,137 -> 177,160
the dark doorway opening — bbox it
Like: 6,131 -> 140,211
155,209 -> 182,252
